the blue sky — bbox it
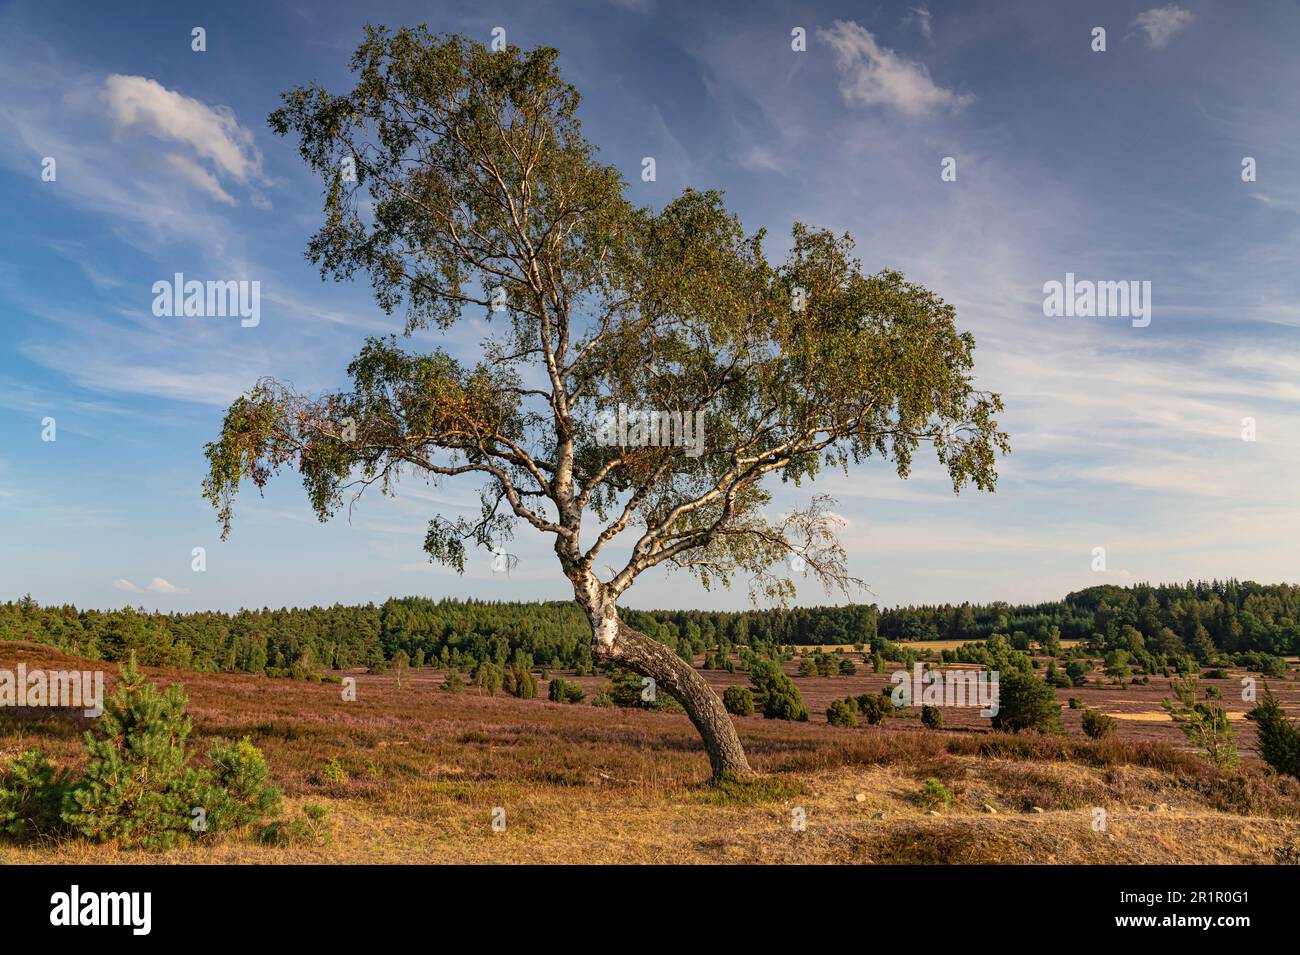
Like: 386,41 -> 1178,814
2,0 -> 1299,613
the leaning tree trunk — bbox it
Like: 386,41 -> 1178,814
591,612 -> 754,781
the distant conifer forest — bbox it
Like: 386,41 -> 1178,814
2,580 -> 1296,678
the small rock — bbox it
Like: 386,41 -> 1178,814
926,810 -> 941,816
1031,806 -> 1045,814
871,811 -> 886,820
598,772 -> 611,780
854,792 -> 867,803
983,804 -> 998,814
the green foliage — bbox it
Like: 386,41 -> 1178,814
391,648 -> 409,687
0,750 -> 71,840
57,657 -> 281,850
1247,691 -> 1300,780
697,775 -> 805,805
473,661 -> 503,696
749,660 -> 808,721
201,738 -> 283,833
1239,652 -> 1288,677
1103,649 -> 1132,678
547,677 -> 585,704
604,668 -> 683,712
1162,674 -> 1237,768
921,704 -> 943,729
722,685 -> 755,716
855,693 -> 894,725
442,670 -> 465,693
502,665 -> 538,699
194,19 -> 1011,634
320,758 -> 348,785
7,580 -> 1300,681
916,778 -> 953,811
990,669 -> 1063,735
61,656 -> 211,849
826,698 -> 857,727
1080,708 -> 1116,740
1045,660 -> 1072,688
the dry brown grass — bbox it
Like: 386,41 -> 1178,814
2,642 -> 1298,864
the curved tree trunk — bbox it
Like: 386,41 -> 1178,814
591,612 -> 754,781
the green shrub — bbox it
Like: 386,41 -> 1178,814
1163,674 -> 1237,768
855,693 -> 893,725
1081,708 -> 1116,740
990,669 -> 1063,735
749,661 -> 809,721
8,658 -> 282,851
442,670 -> 465,693
320,757 -> 348,785
503,665 -> 538,699
921,705 -> 943,729
201,738 -> 282,833
838,657 -> 857,676
1248,691 -> 1300,780
0,750 -> 71,840
722,685 -> 755,716
590,691 -> 614,707
916,778 -> 953,811
61,656 -> 213,850
827,698 -> 858,727
473,662 -> 503,695
1045,661 -> 1073,688
605,668 -> 683,712
1067,697 -> 1082,709
1237,652 -> 1287,678
547,677 -> 585,704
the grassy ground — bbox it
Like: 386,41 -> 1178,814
2,642 -> 1298,864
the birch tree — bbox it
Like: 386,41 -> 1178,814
203,27 -> 1009,780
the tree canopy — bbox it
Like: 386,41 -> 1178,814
204,26 -> 1008,609
200,26 -> 1008,779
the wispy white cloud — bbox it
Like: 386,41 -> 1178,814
112,577 -> 190,595
103,74 -> 264,185
164,153 -> 237,205
816,19 -> 973,116
902,5 -> 934,41
1130,5 -> 1195,50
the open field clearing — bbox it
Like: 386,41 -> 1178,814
2,642 -> 1298,864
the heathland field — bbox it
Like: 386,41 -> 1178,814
2,639 -> 1298,864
